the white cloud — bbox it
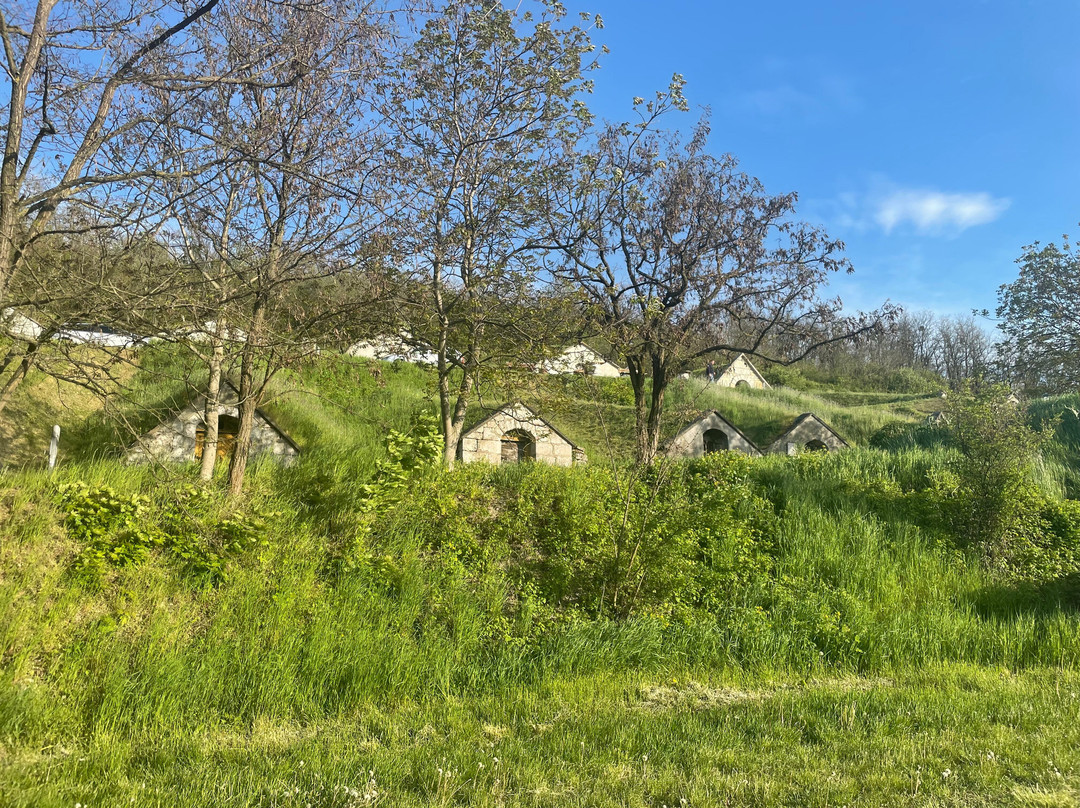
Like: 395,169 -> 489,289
875,190 -> 1010,235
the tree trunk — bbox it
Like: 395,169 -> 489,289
625,349 -> 668,465
226,303 -> 265,496
626,354 -> 651,465
0,339 -> 41,416
198,328 -> 225,481
439,361 -> 474,470
645,350 -> 668,463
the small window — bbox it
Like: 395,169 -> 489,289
500,429 -> 536,464
195,414 -> 241,461
703,428 -> 729,454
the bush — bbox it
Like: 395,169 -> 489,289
945,384 -> 1053,562
58,480 -> 270,581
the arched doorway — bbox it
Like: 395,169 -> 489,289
804,438 -> 829,452
735,379 -> 750,388
703,428 -> 729,454
501,429 -> 536,464
195,414 -> 240,461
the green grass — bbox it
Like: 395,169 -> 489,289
3,666 -> 1078,807
1,350 -> 1078,806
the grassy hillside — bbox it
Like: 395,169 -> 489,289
1,349 -> 1079,806
0,343 -> 947,471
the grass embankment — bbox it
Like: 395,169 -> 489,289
1,349 -> 1079,806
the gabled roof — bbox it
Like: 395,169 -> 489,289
670,409 -> 761,453
771,412 -> 848,448
463,401 -> 580,449
720,353 -> 771,387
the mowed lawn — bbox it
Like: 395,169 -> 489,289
2,666 -> 1078,807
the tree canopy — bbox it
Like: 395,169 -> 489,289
996,238 -> 1080,392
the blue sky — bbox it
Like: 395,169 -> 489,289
581,0 -> 1080,317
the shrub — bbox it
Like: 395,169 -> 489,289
945,384 -> 1055,563
58,481 -> 270,581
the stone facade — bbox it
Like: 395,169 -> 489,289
665,410 -> 762,458
766,413 -> 847,455
716,354 -> 770,389
545,344 -> 623,378
126,383 -> 299,466
459,402 -> 582,467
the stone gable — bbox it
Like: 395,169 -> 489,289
766,413 -> 847,455
126,384 -> 299,466
716,354 -> 770,389
665,411 -> 762,458
460,403 -> 581,467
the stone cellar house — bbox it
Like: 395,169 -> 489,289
664,410 -> 762,458
126,381 -> 300,466
716,353 -> 771,389
766,412 -> 847,455
458,402 -> 584,467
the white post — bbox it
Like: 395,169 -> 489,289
48,424 -> 60,470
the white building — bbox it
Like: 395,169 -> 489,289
544,344 -> 622,377
716,354 -> 770,389
346,332 -> 437,364
1,308 -> 43,342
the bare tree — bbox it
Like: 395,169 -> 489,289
0,0 -> 224,308
937,314 -> 993,387
170,0 -> 400,495
550,83 -> 889,463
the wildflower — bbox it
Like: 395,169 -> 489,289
942,769 -> 951,779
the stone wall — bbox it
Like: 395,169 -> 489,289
766,414 -> 846,455
460,403 -> 578,467
716,354 -> 769,389
126,393 -> 299,467
665,411 -> 761,458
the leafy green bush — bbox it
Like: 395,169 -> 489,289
59,481 -> 270,580
945,384 -> 1055,562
